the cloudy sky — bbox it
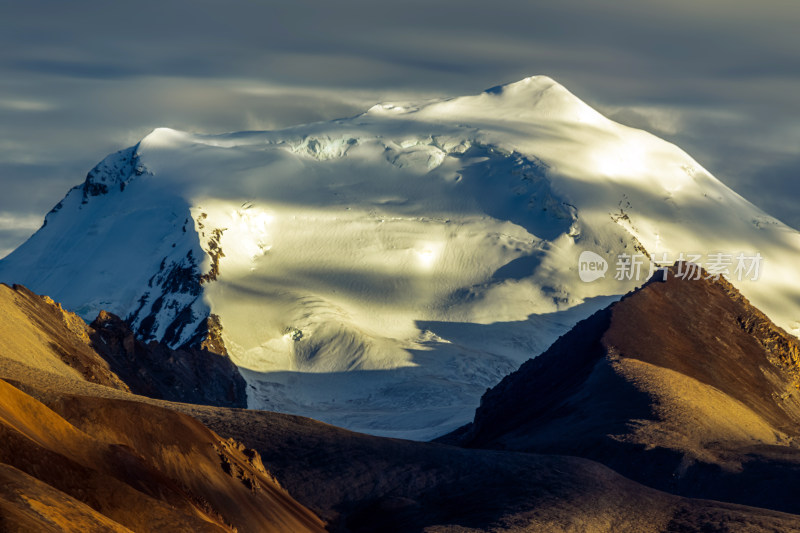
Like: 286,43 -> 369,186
1,0 -> 798,257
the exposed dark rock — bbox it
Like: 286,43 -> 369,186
182,313 -> 229,356
200,228 -> 226,284
80,144 -> 145,204
159,251 -> 203,297
129,251 -> 204,344
89,310 -> 247,408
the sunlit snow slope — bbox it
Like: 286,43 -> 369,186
3,76 -> 800,439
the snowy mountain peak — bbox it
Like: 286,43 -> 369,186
484,74 -> 557,94
482,75 -> 585,113
363,75 -> 603,127
414,75 -> 606,126
80,144 -> 147,201
139,127 -> 193,150
2,77 -> 800,439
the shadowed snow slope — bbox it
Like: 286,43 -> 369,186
2,76 -> 799,438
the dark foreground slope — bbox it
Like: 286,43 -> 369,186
0,283 -> 323,532
0,378 -> 325,533
451,264 -> 800,515
0,283 -> 246,407
183,403 -> 800,533
88,309 -> 246,408
2,286 -> 800,531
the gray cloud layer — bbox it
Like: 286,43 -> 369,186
1,0 -> 798,256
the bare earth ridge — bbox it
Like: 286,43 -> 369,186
2,279 -> 800,531
453,264 -> 800,516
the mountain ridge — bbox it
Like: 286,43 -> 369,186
2,76 -> 799,438
0,282 -> 246,408
451,263 -> 800,514
8,361 -> 800,533
2,282 -> 800,531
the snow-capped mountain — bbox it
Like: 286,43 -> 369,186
3,76 -> 799,439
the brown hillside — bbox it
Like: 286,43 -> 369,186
455,264 -> 800,514
0,376 -> 326,532
0,283 -> 128,390
3,281 -> 800,531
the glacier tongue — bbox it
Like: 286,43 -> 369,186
2,75 -> 800,440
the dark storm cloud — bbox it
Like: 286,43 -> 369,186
744,155 -> 800,229
11,59 -> 148,80
0,0 -> 798,256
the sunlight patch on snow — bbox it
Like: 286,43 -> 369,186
413,241 -> 444,270
4,75 -> 800,439
593,137 -> 649,178
191,201 -> 275,275
229,206 -> 274,261
139,127 -> 191,150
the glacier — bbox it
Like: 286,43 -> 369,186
2,76 -> 800,440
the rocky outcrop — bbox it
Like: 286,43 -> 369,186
196,214 -> 225,285
0,284 -> 129,391
132,249 -> 206,346
450,263 -> 800,515
80,143 -> 147,203
0,283 -> 246,408
715,274 -> 800,387
89,311 -> 246,408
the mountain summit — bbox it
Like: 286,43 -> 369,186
2,77 -> 799,438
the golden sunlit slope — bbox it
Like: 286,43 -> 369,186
0,283 -> 129,390
0,463 -> 133,533
454,264 -> 800,515
0,282 -> 245,407
0,283 -> 323,531
7,355 -> 800,533
2,283 -> 800,532
0,377 -> 325,532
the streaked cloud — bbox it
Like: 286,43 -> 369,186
0,0 -> 798,257
0,212 -> 43,230
0,98 -> 56,112
0,212 -> 43,259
